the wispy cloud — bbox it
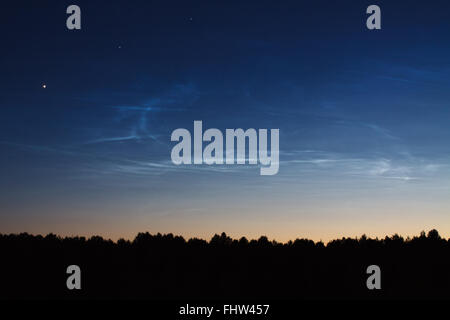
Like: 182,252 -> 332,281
81,83 -> 198,146
84,134 -> 140,144
334,120 -> 400,140
279,149 -> 448,182
344,62 -> 450,87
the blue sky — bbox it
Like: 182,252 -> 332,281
1,0 -> 450,241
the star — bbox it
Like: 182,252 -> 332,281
42,84 -> 46,89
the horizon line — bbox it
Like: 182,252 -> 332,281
1,229 -> 445,246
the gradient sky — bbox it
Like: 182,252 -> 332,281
1,0 -> 450,242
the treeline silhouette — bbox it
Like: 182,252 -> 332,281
1,230 -> 449,299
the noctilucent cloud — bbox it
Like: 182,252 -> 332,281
1,0 -> 450,241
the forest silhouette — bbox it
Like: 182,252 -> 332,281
1,229 -> 449,299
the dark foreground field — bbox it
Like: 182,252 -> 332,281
1,230 -> 449,300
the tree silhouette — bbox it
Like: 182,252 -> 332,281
0,229 -> 449,299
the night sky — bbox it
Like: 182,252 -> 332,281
1,0 -> 450,241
